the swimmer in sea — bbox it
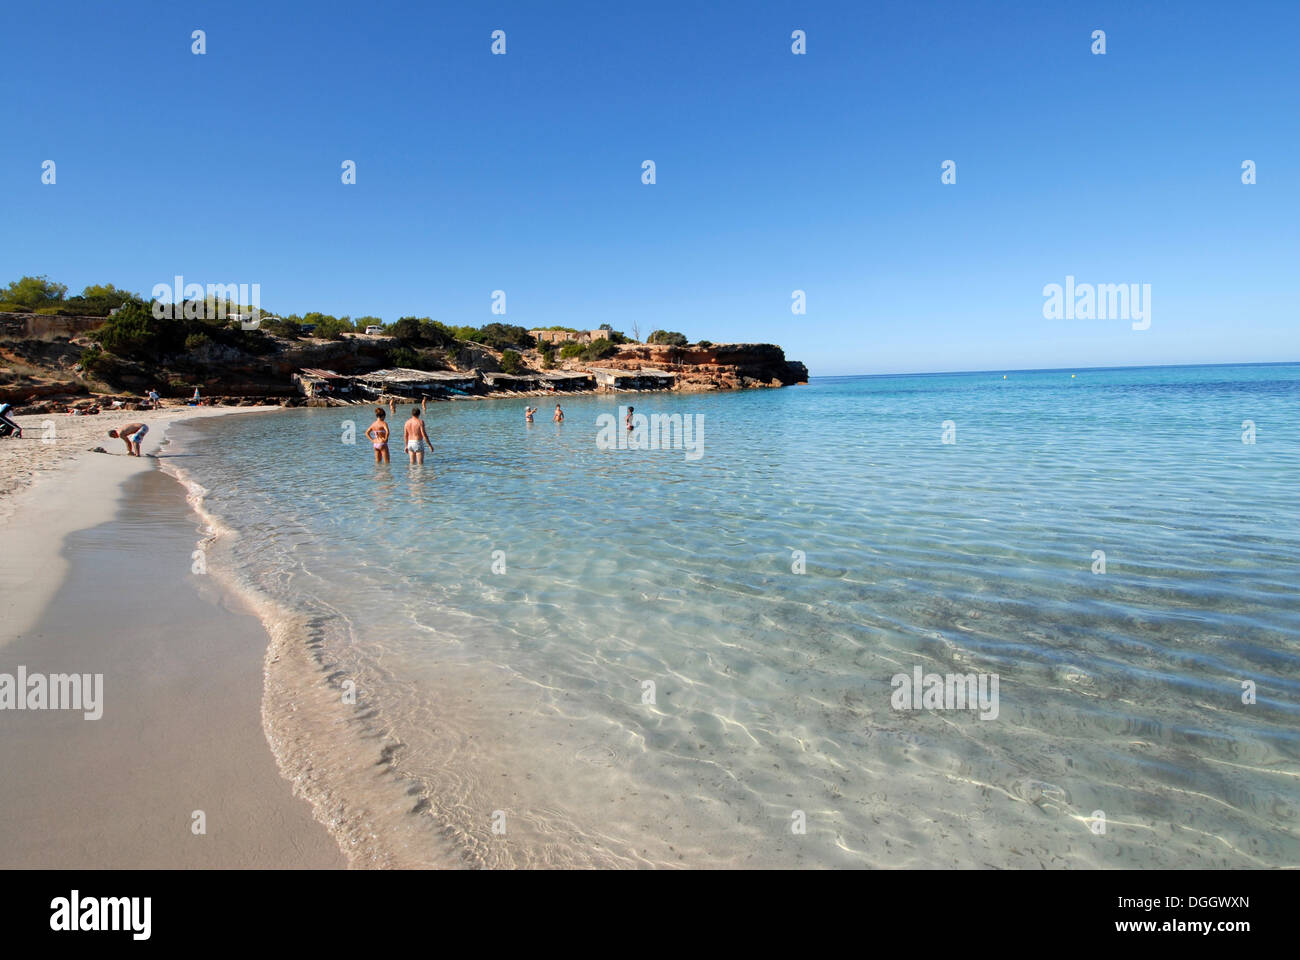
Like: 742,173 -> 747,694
404,407 -> 432,465
525,405 -> 537,423
553,403 -> 564,423
626,405 -> 635,431
365,407 -> 390,463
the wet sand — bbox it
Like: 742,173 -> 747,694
0,410 -> 344,868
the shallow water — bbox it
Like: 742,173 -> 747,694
164,364 -> 1300,868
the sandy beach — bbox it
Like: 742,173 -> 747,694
0,406 -> 345,868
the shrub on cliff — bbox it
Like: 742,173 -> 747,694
499,349 -> 524,374
648,330 -> 688,347
555,338 -> 616,361
260,317 -> 303,338
64,284 -> 141,317
389,347 -> 436,370
79,344 -> 115,380
391,316 -> 457,348
92,302 -> 186,360
93,301 -> 266,362
469,323 -> 535,352
306,314 -> 353,340
0,275 -> 67,310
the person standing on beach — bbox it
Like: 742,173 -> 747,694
147,388 -> 160,409
403,407 -> 432,465
108,422 -> 148,457
365,408 -> 390,463
553,403 -> 564,423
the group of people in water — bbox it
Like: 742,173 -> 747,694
365,406 -> 432,464
105,397 -> 626,465
523,404 -> 565,424
365,401 -> 568,465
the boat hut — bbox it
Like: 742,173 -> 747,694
537,372 -> 595,392
482,372 -> 545,392
293,368 -> 357,399
354,368 -> 480,400
587,367 -> 676,391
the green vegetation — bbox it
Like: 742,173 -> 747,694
499,349 -> 524,374
388,346 -> 422,368
560,338 -> 617,362
389,319 -> 535,352
389,316 -> 458,348
303,314 -> 354,340
1,275 -> 67,310
538,342 -> 555,369
1,276 -> 142,316
647,329 -> 688,346
467,323 -> 535,351
259,317 -> 303,338
91,301 -> 269,362
79,343 -> 113,380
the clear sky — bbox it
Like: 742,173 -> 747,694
3,0 -> 1297,375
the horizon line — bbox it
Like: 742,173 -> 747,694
812,359 -> 1300,380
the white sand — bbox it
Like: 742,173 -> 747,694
0,405 -> 345,868
0,406 -> 275,646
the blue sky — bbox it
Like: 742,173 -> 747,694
3,0 -> 1297,375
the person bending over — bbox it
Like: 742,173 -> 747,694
108,422 -> 148,457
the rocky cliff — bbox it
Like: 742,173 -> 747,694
562,342 -> 808,390
1,322 -> 807,409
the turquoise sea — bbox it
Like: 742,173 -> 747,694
165,363 -> 1300,868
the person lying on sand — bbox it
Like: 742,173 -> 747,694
365,408 -> 390,463
404,407 -> 432,465
108,422 -> 148,457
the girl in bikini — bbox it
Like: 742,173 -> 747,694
365,408 -> 390,463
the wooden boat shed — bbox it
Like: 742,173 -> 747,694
587,367 -> 676,391
293,368 -> 357,398
353,368 -> 480,399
